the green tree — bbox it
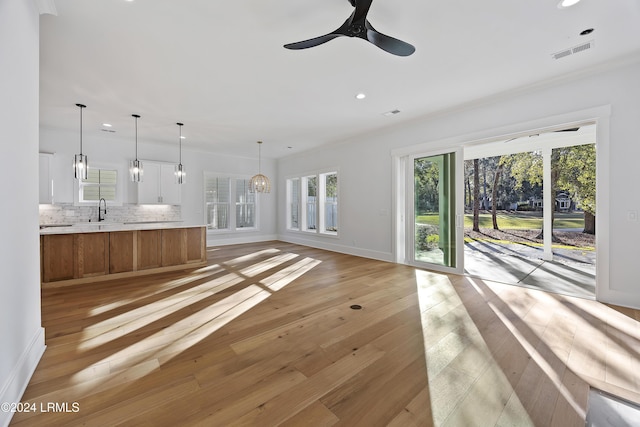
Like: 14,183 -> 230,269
503,145 -> 595,235
503,151 -> 543,191
325,173 -> 338,198
491,158 -> 504,229
414,158 -> 439,213
502,151 -> 546,237
473,158 -> 480,232
554,144 -> 596,234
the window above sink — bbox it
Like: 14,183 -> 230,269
74,164 -> 124,206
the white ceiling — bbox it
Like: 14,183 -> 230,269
39,0 -> 640,159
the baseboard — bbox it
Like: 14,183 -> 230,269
0,327 -> 45,427
207,234 -> 279,247
596,287 -> 640,310
278,234 -> 394,263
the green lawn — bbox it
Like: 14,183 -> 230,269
416,212 -> 585,229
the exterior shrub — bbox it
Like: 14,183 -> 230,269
416,223 -> 440,251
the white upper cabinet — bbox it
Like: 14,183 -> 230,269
137,160 -> 181,205
159,163 -> 181,205
39,153 -> 54,204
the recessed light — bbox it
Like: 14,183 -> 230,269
580,28 -> 594,36
180,136 -> 186,139
355,93 -> 366,100
102,123 -> 112,127
558,0 -> 581,9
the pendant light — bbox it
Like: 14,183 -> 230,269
249,141 -> 270,193
130,114 -> 143,182
73,103 -> 88,180
175,122 -> 186,184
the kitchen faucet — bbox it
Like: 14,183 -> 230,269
98,198 -> 107,222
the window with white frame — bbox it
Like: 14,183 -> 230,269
79,168 -> 118,203
235,178 -> 255,228
204,174 -> 257,231
287,178 -> 300,230
205,175 -> 230,230
303,175 -> 317,232
287,171 -> 338,235
320,172 -> 338,233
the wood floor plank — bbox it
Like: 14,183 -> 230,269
325,352 -> 428,425
386,386 -> 434,427
228,344 -> 386,426
11,241 -> 640,426
277,401 -> 339,427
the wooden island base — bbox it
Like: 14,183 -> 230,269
40,226 -> 206,287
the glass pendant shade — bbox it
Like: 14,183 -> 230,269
175,163 -> 186,184
130,159 -> 143,182
175,122 -> 186,184
130,114 -> 143,182
249,140 -> 270,193
73,103 -> 88,180
73,153 -> 88,180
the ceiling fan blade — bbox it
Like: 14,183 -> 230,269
285,0 -> 415,56
350,0 -> 373,24
284,33 -> 342,50
366,23 -> 415,57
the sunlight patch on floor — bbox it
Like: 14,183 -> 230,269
223,248 -> 281,267
79,272 -> 244,350
87,271 -> 218,317
71,284 -> 271,387
237,252 -> 299,278
261,257 -> 322,292
69,251 -> 322,395
483,283 -> 586,420
415,271 -> 534,426
193,264 -> 225,274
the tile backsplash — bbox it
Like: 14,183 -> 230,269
39,203 -> 181,225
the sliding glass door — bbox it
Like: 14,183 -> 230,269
409,150 -> 463,273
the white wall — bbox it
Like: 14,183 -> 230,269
0,1 -> 46,425
40,127 -> 277,246
277,141 -> 394,261
277,57 -> 640,309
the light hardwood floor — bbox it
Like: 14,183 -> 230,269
12,241 -> 640,426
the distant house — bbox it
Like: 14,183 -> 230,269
555,191 -> 572,212
530,197 -> 544,210
527,192 -> 573,212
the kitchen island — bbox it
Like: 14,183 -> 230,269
40,222 -> 207,287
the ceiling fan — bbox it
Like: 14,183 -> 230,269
284,0 -> 415,57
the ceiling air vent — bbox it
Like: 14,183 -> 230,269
552,40 -> 594,60
572,41 -> 593,54
383,109 -> 401,116
553,49 -> 572,60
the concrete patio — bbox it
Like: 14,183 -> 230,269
464,240 -> 596,299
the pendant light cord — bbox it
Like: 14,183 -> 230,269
80,106 -> 83,155
76,103 -> 86,155
177,123 -> 183,164
132,114 -> 140,160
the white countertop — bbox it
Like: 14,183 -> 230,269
39,221 -> 206,235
